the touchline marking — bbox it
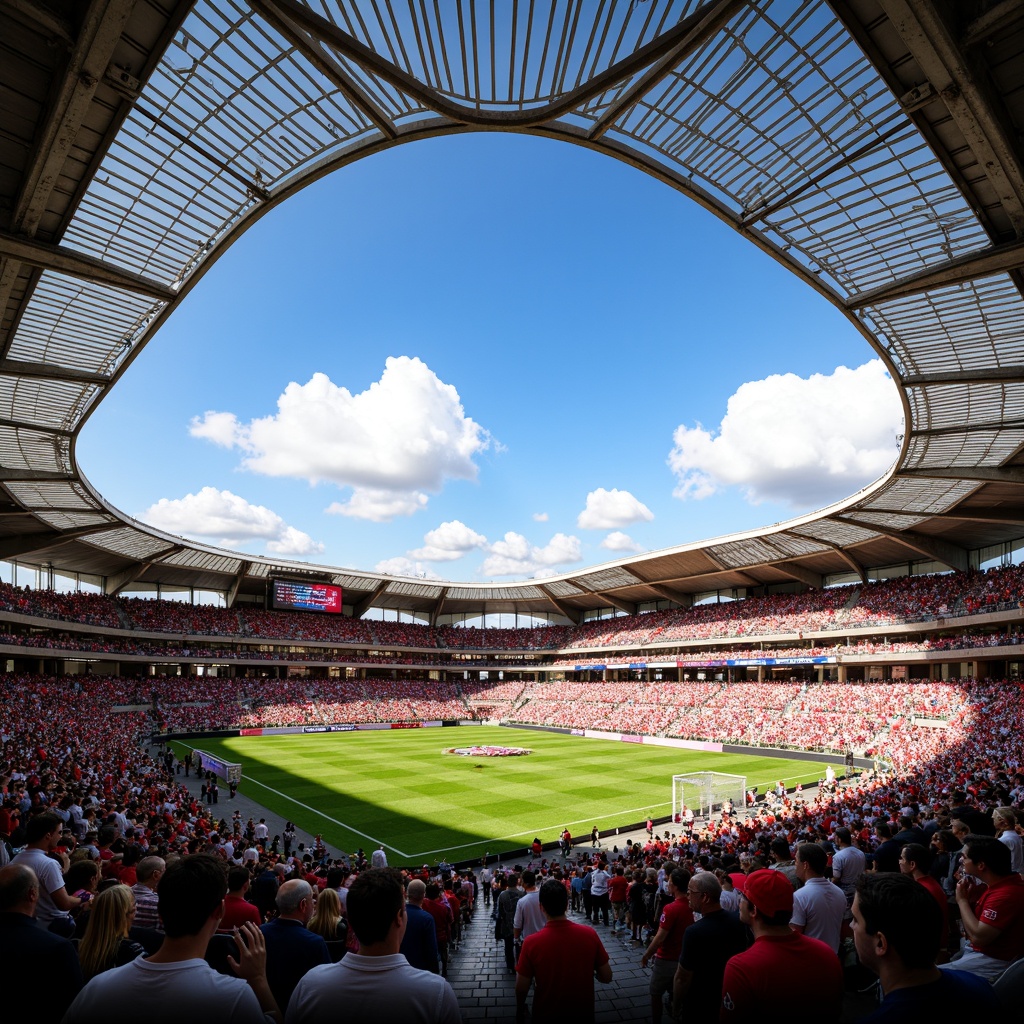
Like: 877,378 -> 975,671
415,801 -> 675,858
413,770 -> 827,858
239,774 -> 410,858
238,762 -> 826,863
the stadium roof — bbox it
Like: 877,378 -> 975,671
1,0 -> 1022,622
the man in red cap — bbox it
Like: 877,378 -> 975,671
721,868 -> 842,1023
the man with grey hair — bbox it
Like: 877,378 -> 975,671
400,877 -> 440,973
261,879 -> 330,1012
993,807 -> 1024,875
673,871 -> 749,1023
0,863 -> 83,1017
131,855 -> 166,932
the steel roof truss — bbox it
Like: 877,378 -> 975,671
835,515 -> 968,571
0,232 -> 177,302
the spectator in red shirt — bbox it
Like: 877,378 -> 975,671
423,882 -> 454,978
607,864 -> 629,934
641,868 -> 693,1024
721,869 -> 843,1023
942,834 -> 1024,980
219,866 -> 262,932
515,879 -> 611,1024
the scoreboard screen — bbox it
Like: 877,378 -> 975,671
271,580 -> 343,614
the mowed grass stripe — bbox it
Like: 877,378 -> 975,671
180,728 -> 832,862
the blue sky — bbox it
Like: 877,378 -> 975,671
77,131 -> 903,581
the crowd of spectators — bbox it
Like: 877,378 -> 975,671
2,563 -> 1021,662
3,672 -> 998,758
3,666 -> 1024,1019
0,584 -> 123,628
121,598 -> 244,637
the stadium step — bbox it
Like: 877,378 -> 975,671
445,888 -> 653,1021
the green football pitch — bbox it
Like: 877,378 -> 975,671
175,727 -> 834,863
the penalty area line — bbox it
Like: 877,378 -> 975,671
239,774 -> 409,859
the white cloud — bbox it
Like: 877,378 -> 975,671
668,359 -> 902,508
189,357 -> 490,519
532,512 -> 549,522
266,527 -> 325,556
577,488 -> 654,530
601,531 -> 643,553
143,487 -> 323,556
374,556 -> 443,580
324,489 -> 428,522
480,531 -> 582,578
410,520 -> 488,562
188,410 -> 240,448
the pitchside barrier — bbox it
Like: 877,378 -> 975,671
192,748 -> 242,785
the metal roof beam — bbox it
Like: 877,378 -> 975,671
0,508 -> 99,517
0,468 -> 74,482
649,567 -> 759,591
901,367 -> 1024,387
351,580 -> 388,619
911,417 -> 1024,438
264,0 -> 740,129
0,416 -> 73,437
104,546 -> 185,595
588,0 -> 745,140
741,118 -> 911,226
0,0 -> 137,337
0,522 -> 114,559
227,561 -> 252,607
702,549 -> 762,588
596,592 -> 637,616
11,0 -> 136,237
835,516 -> 969,571
0,231 -> 176,302
962,1 -> 1024,48
249,0 -> 398,140
0,358 -> 108,385
878,0 -> 1024,235
898,466 -> 1024,484
429,588 -> 449,628
537,586 -> 580,625
104,560 -> 151,596
848,237 -> 1024,308
774,560 -> 823,589
560,575 -> 636,616
647,583 -> 693,607
858,507 -> 1024,527
4,0 -> 76,45
800,535 -> 869,584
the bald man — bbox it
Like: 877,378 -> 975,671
400,877 -> 441,973
261,879 -> 331,1012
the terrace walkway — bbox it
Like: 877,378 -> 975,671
446,870 -> 651,1023
448,874 -> 877,1022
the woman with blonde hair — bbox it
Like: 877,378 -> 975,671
76,883 -> 146,981
307,885 -> 346,944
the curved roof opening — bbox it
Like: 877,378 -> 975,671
77,131 -> 893,581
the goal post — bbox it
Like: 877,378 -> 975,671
193,748 -> 242,785
672,771 -> 746,822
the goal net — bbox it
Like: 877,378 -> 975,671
193,748 -> 242,785
672,771 -> 746,822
